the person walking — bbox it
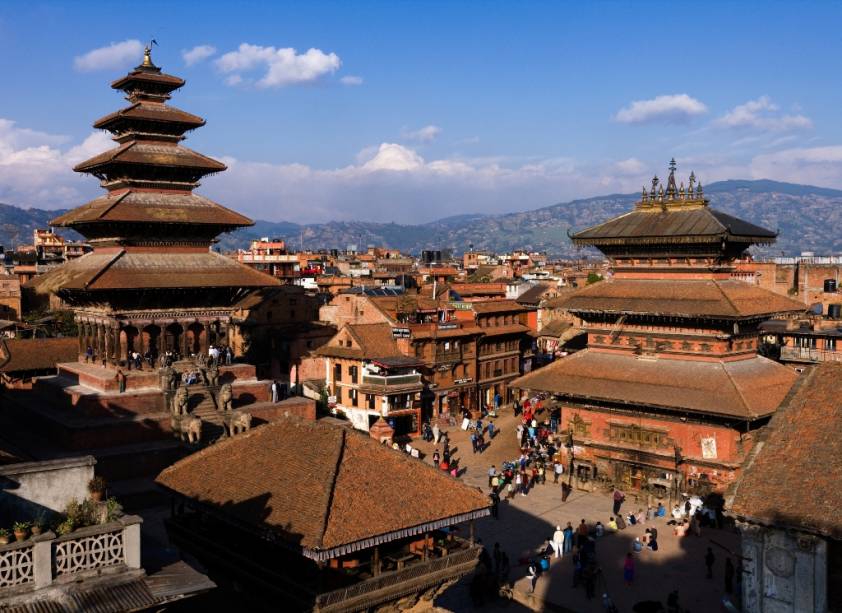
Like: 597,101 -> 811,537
553,460 -> 563,483
487,421 -> 495,439
432,422 -> 440,444
551,525 -> 565,559
115,368 -> 126,394
271,380 -> 279,403
563,522 -> 574,554
577,519 -> 589,548
613,489 -> 625,515
724,557 -> 735,594
489,489 -> 500,519
623,553 -> 635,586
488,465 -> 497,488
705,547 -> 715,579
527,559 -> 539,594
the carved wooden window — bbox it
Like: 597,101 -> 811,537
594,335 -> 605,344
609,423 -> 662,447
681,341 -> 693,351
570,413 -> 591,437
700,343 -> 712,352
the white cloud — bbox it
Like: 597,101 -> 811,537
614,94 -> 708,124
215,43 -> 341,88
613,157 -> 646,175
182,44 -> 217,66
402,125 -> 442,143
750,146 -> 842,185
0,118 -> 108,209
340,75 -> 363,86
360,143 -> 424,171
716,96 -> 812,131
74,39 -> 144,72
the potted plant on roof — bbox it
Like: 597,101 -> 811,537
13,521 -> 29,542
31,514 -> 46,536
88,476 -> 107,502
0,528 -> 9,545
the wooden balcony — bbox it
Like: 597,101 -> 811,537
314,541 -> 481,612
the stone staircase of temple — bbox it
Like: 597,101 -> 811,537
185,386 -> 227,443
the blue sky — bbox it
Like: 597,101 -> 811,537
0,1 -> 840,223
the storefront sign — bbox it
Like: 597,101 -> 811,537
454,377 -> 473,385
392,328 -> 411,338
449,302 -> 473,310
438,323 -> 458,330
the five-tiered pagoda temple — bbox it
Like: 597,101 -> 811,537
31,46 -> 277,365
514,160 -> 805,496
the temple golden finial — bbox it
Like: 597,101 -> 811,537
142,38 -> 158,67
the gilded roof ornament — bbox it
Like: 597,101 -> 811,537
142,39 -> 158,68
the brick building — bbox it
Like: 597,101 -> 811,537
318,323 -> 423,435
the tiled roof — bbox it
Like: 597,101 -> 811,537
50,191 -> 252,228
74,142 -> 225,173
27,250 -> 278,294
156,418 -> 489,558
0,337 -> 77,373
511,349 -> 799,419
93,102 -> 205,130
572,206 -> 777,245
317,323 -> 402,360
537,319 -> 573,337
729,362 -> 842,538
556,278 -> 805,319
515,284 -> 550,305
469,300 -> 528,314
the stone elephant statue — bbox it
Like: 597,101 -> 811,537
185,416 -> 202,444
225,410 -> 252,437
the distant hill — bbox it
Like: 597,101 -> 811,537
3,179 -> 842,256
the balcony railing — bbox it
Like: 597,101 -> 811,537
0,516 -> 141,595
780,346 -> 842,363
314,543 -> 480,612
361,373 -> 422,387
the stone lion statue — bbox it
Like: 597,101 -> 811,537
218,383 -> 233,412
172,386 -> 189,416
207,365 -> 219,387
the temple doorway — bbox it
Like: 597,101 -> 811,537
165,323 -> 183,355
120,326 -> 139,361
142,324 -> 160,358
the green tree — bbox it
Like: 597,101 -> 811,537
586,272 -> 603,285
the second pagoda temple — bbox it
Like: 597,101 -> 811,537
30,46 -> 277,365
514,161 -> 805,497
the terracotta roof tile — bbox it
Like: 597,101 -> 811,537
27,251 -> 279,294
50,191 -> 252,228
556,278 -> 805,319
155,418 -> 489,555
729,362 -> 842,538
74,142 -> 226,173
469,300 -> 528,314
0,337 -> 77,373
511,349 -> 799,419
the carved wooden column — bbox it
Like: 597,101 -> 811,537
202,322 -> 211,354
157,324 -> 166,358
181,321 -> 190,358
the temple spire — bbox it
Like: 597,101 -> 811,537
665,158 -> 678,198
141,39 -> 158,69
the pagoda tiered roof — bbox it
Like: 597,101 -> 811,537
513,350 -> 798,419
571,160 -> 777,251
51,191 -> 252,227
74,141 -> 226,175
29,250 -> 274,293
556,278 -> 805,320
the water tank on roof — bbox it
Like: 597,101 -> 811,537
824,279 -> 837,293
829,304 -> 842,319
